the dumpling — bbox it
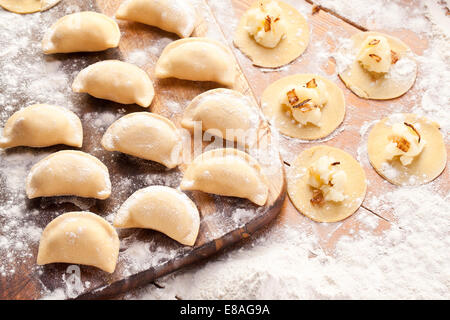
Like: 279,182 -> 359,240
116,0 -> 197,38
367,113 -> 447,186
114,186 -> 200,246
155,38 -> 236,87
234,0 -> 310,68
337,31 -> 417,100
26,150 -> 111,200
181,89 -> 260,146
42,11 -> 120,54
0,104 -> 82,149
261,74 -> 345,140
37,211 -> 120,273
287,145 -> 367,222
0,0 -> 61,14
180,148 -> 269,206
101,112 -> 182,169
72,60 -> 155,108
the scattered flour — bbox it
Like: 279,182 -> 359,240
128,185 -> 449,299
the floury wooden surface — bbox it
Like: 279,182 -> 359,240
1,0 -> 447,299
211,0 -> 448,251
0,0 -> 285,300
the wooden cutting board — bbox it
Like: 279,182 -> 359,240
0,0 -> 285,300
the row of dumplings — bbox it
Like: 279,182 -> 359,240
42,8 -> 237,95
24,146 -> 270,273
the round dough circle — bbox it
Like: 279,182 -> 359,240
0,0 -> 61,14
287,145 -> 367,223
233,0 -> 309,68
367,113 -> 447,186
338,31 -> 417,100
261,74 -> 345,140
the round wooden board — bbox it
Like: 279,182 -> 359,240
0,0 -> 285,299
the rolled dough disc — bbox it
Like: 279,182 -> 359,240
338,31 -> 417,100
288,145 -> 367,223
233,0 -> 309,68
261,74 -> 345,140
367,113 -> 447,186
0,0 -> 61,14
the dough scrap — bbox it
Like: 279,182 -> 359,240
155,37 -> 236,87
367,113 -> 446,186
0,104 -> 82,149
181,148 -> 269,206
101,112 -> 182,169
234,0 -> 310,68
72,60 -> 154,108
181,88 -> 260,146
114,186 -> 200,246
37,211 -> 120,273
338,31 -> 417,100
0,0 -> 61,14
116,0 -> 197,38
26,150 -> 111,200
288,145 -> 367,222
261,74 -> 345,140
42,11 -> 120,54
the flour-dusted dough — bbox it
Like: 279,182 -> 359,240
181,148 -> 269,206
182,88 -> 260,146
101,112 -> 182,169
72,60 -> 154,108
367,113 -> 447,186
0,0 -> 61,14
114,186 -> 200,246
338,31 -> 417,100
234,0 -> 309,68
288,146 -> 367,222
37,211 -> 120,273
262,74 -> 345,140
42,11 -> 120,54
155,37 -> 236,87
26,150 -> 111,200
0,104 -> 82,149
116,0 -> 197,38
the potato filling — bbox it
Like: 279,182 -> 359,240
244,1 -> 287,48
279,78 -> 328,126
307,156 -> 347,203
357,36 -> 394,73
385,122 -> 425,166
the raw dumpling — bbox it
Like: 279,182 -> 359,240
0,0 -> 61,14
37,211 -> 120,273
181,89 -> 260,146
180,148 -> 269,206
72,60 -> 155,108
234,0 -> 310,68
101,112 -> 182,169
261,74 -> 345,140
337,31 -> 417,100
287,146 -> 367,222
42,11 -> 120,54
367,113 -> 447,186
155,38 -> 236,87
115,186 -> 200,246
26,150 -> 111,200
116,0 -> 197,38
0,104 -> 82,149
